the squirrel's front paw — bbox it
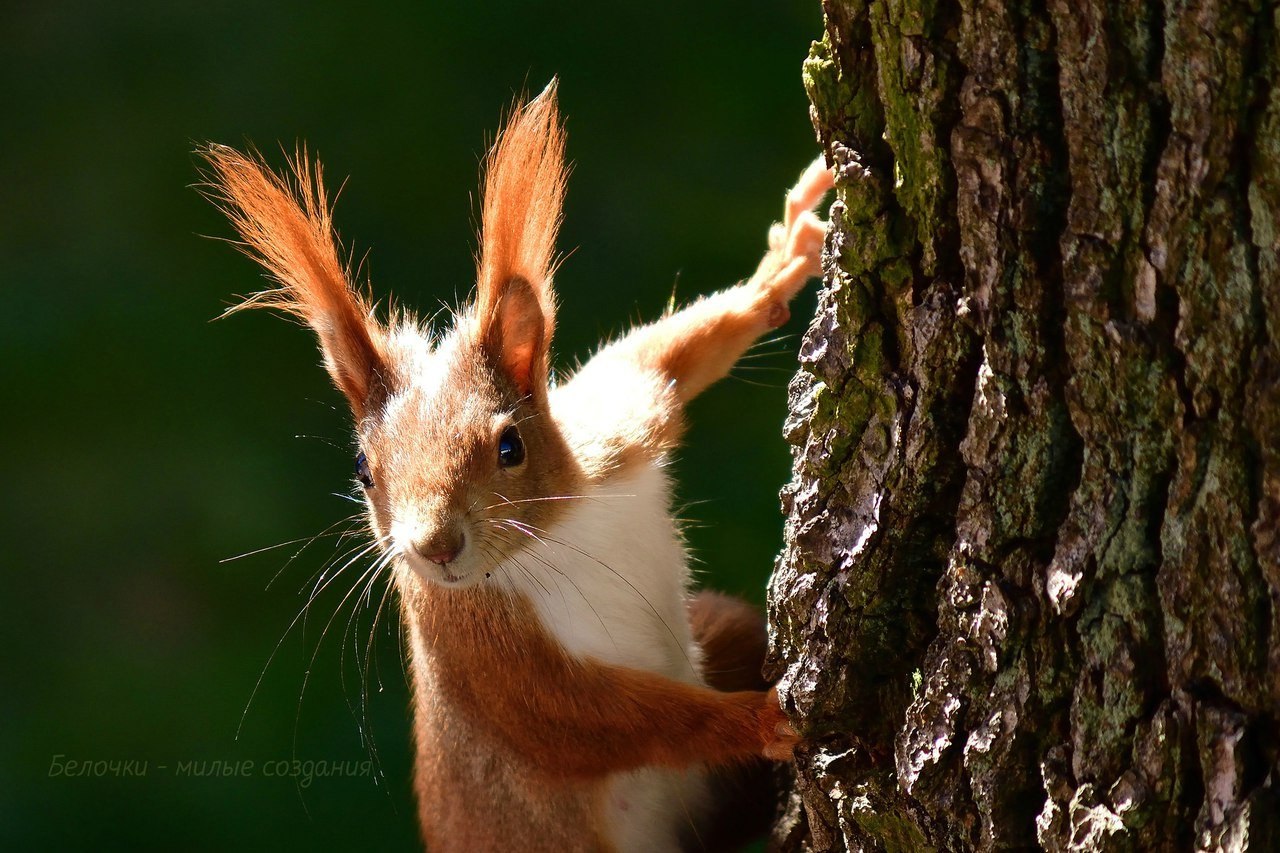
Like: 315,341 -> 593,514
757,686 -> 801,761
753,157 -> 834,327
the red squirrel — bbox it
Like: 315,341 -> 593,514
202,81 -> 832,851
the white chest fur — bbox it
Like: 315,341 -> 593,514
497,463 -> 711,850
501,463 -> 701,681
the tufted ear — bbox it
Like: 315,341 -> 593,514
483,275 -> 546,396
199,144 -> 386,418
473,80 -> 567,397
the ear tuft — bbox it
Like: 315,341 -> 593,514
198,143 -> 386,416
474,80 -> 567,394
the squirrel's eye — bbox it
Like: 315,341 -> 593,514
497,426 -> 525,468
355,451 -> 374,488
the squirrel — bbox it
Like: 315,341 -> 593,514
201,80 -> 832,852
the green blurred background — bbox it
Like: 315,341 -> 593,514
1,1 -> 822,848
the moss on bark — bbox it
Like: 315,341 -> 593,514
769,0 -> 1280,848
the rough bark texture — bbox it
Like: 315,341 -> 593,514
766,0 -> 1280,849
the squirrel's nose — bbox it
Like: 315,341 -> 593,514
416,532 -> 464,566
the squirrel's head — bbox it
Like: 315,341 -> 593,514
202,81 -> 582,589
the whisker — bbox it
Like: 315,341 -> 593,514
309,557 -> 395,791
736,339 -> 799,361
291,544 -> 393,761
299,537 -> 383,635
479,528 -> 554,599
236,533 -> 382,740
220,512 -> 361,565
726,374 -> 785,390
745,332 -> 795,352
362,570 -> 399,704
736,350 -> 793,363
478,522 -> 616,652
479,493 -> 635,512
294,434 -> 345,450
344,553 -> 387,706
393,568 -> 412,685
505,535 -> 617,655
511,552 -> 562,606
299,536 -> 382,643
732,364 -> 795,373
339,550 -> 397,781
303,397 -> 343,413
266,513 -> 366,591
488,516 -> 691,670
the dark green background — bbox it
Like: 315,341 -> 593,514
1,1 -> 822,848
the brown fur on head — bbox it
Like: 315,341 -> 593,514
202,82 -> 580,591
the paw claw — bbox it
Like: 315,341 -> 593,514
746,158 -> 834,330
759,686 -> 802,761
785,156 -> 836,230
786,211 -> 826,279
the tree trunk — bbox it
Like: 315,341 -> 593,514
766,0 -> 1280,849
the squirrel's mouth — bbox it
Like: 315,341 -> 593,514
400,550 -> 484,589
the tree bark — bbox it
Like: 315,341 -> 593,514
766,0 -> 1280,849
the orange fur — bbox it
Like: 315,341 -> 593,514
609,157 -> 830,406
357,337 -> 585,575
403,581 -> 786,850
429,592 -> 784,779
570,156 -> 833,463
405,583 -> 612,852
198,144 -> 385,416
204,88 -> 830,852
473,80 -> 567,396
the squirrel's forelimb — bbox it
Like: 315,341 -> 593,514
206,83 -> 832,850
412,573 -> 798,780
599,157 -> 833,405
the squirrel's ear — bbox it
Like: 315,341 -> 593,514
483,276 -> 547,396
199,144 -> 387,418
474,79 -> 566,396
